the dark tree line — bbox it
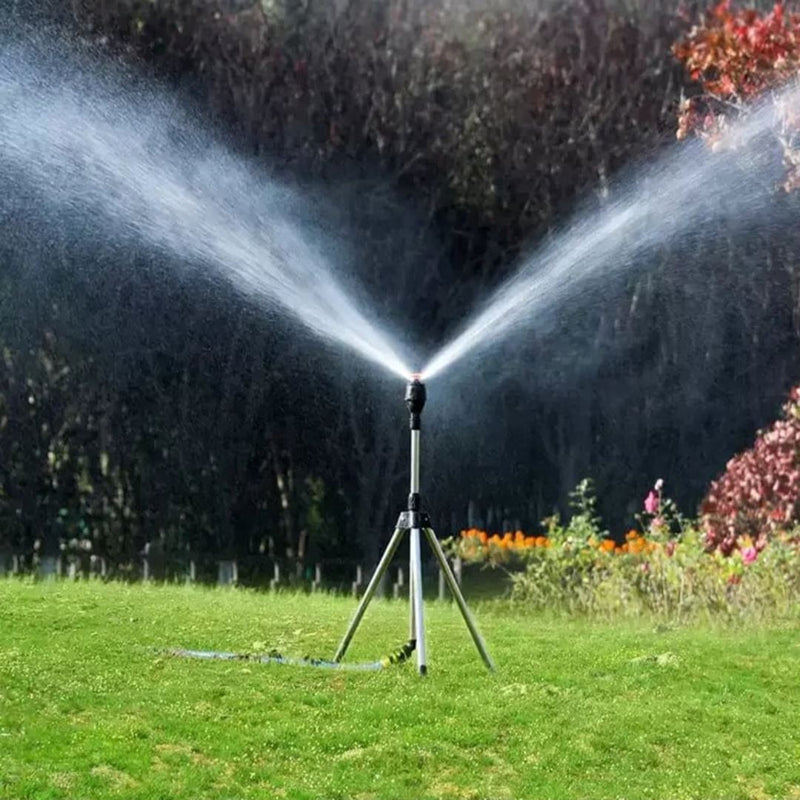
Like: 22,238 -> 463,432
2,0 -> 799,577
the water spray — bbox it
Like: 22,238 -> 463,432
333,375 -> 494,676
0,42 -> 413,382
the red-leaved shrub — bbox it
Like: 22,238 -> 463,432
673,1 -> 800,190
701,386 -> 800,553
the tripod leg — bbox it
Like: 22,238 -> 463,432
424,527 -> 495,672
334,527 -> 405,663
410,527 -> 427,675
408,534 -> 416,641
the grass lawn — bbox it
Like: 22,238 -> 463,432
1,579 -> 800,800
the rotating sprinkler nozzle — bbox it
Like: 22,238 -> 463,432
404,374 -> 426,430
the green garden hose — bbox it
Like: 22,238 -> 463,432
164,639 -> 416,671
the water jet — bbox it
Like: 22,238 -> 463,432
0,41 -> 412,380
420,89 -> 798,382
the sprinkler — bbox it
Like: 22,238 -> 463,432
333,375 -> 495,676
166,374 -> 490,676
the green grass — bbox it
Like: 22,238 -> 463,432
2,580 -> 800,800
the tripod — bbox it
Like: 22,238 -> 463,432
333,377 -> 494,676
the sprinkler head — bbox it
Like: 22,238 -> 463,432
405,374 -> 426,430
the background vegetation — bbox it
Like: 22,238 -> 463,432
3,0 -> 800,575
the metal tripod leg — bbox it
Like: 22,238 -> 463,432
408,528 -> 415,640
410,527 -> 427,676
333,527 -> 405,663
424,527 -> 495,672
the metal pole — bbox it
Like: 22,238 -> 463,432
424,527 -> 495,672
333,527 -> 405,663
409,535 -> 416,640
410,527 -> 426,675
410,429 -> 421,494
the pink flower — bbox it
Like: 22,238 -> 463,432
741,546 -> 758,565
665,540 -> 677,557
644,491 -> 659,514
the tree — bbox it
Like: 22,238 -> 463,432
673,1 -> 800,189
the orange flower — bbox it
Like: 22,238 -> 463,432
626,529 -> 639,541
535,536 -> 548,548
600,539 -> 616,553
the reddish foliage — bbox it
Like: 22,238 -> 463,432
673,1 -> 800,189
701,386 -> 800,553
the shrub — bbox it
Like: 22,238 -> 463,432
701,385 -> 800,554
673,1 -> 800,190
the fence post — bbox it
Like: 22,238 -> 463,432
269,562 -> 281,591
351,565 -> 363,597
39,555 -> 61,580
392,566 -> 405,599
312,563 -> 322,592
217,560 -> 238,586
467,499 -> 477,528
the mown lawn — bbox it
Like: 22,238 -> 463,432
1,579 -> 799,800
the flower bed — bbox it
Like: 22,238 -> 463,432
447,478 -> 800,620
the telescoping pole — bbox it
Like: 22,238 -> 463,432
405,376 -> 427,675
